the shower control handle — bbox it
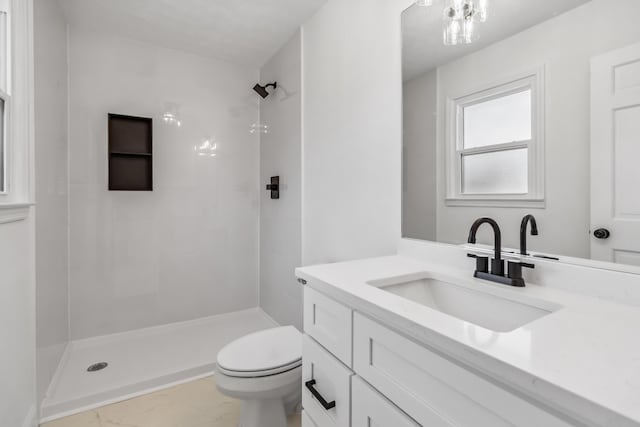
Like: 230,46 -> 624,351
305,379 -> 336,410
266,176 -> 280,200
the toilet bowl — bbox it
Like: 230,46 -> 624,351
215,326 -> 302,427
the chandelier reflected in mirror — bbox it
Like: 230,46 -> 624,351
416,0 -> 489,46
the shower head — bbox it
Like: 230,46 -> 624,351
253,82 -> 277,99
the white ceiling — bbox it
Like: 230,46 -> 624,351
58,0 -> 326,67
402,0 -> 592,81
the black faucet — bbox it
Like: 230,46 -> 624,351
467,217 -> 534,287
467,217 -> 504,276
520,214 -> 538,255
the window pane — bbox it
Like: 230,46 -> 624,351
462,148 -> 528,194
0,10 -> 6,92
463,90 -> 532,149
0,97 -> 4,192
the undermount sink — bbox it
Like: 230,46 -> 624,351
369,275 -> 561,332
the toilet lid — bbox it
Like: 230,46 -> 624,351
217,326 -> 302,378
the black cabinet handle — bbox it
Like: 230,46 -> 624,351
305,379 -> 336,410
593,228 -> 611,239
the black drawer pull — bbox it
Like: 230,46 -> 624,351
305,379 -> 336,410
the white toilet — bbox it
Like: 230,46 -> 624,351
215,326 -> 302,427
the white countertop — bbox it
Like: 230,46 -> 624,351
296,255 -> 640,427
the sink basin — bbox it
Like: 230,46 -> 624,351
369,275 -> 561,332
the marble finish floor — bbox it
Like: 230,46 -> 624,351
42,376 -> 302,427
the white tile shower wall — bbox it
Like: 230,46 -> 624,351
259,31 -> 303,330
34,0 -> 69,407
67,29 -> 261,339
301,0 -> 414,265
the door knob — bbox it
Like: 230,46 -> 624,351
593,228 -> 610,239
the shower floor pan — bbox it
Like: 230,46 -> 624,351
40,308 -> 278,423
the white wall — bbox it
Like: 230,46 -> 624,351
67,29 -> 261,339
402,0 -> 640,257
34,0 -> 69,406
402,69 -> 437,241
259,32 -> 303,330
0,0 -> 37,424
301,0 -> 413,265
0,219 -> 37,427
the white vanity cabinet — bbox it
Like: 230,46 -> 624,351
302,286 -> 581,427
302,335 -> 352,427
303,286 -> 353,365
351,376 -> 421,427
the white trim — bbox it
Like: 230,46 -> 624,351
0,0 -> 33,216
0,88 -> 9,194
445,198 -> 545,208
0,201 -> 31,223
0,4 -> 10,195
0,1 -> 10,92
445,66 -> 546,207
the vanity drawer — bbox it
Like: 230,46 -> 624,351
304,287 -> 353,366
302,335 -> 353,427
353,313 -> 573,427
352,376 -> 423,427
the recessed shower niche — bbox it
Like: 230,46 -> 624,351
108,113 -> 153,191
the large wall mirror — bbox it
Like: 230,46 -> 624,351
402,0 -> 640,269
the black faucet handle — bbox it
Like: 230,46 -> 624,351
507,260 -> 535,279
468,253 -> 489,274
506,260 -> 534,287
508,260 -> 535,270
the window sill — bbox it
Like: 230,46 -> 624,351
0,202 -> 33,224
445,198 -> 545,209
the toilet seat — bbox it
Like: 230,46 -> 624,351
216,326 -> 302,378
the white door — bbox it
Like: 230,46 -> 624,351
591,42 -> 640,266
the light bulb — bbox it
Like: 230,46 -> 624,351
462,17 -> 476,44
443,18 -> 462,45
477,0 -> 488,22
451,0 -> 464,11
